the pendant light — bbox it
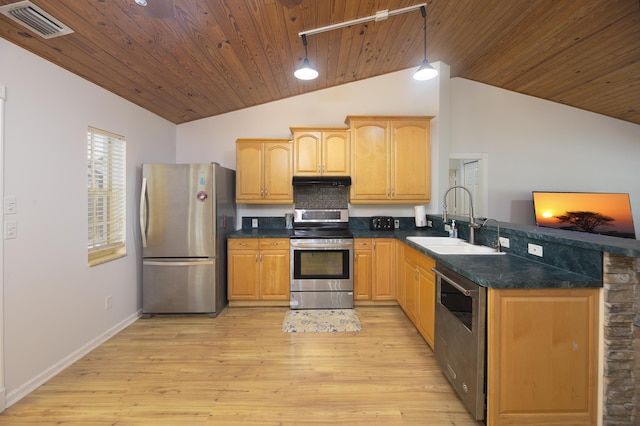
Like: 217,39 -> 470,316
413,5 -> 438,81
294,35 -> 319,80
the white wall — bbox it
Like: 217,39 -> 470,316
450,78 -> 640,233
177,64 -> 450,223
0,39 -> 176,405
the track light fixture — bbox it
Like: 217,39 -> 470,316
413,5 -> 438,81
294,35 -> 319,80
294,3 -> 435,81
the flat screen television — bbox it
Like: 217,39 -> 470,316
532,191 -> 636,239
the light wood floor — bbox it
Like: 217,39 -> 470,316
1,306 -> 481,425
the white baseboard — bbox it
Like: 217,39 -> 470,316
5,311 -> 141,409
0,387 -> 5,412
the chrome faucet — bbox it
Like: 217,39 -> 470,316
442,185 -> 481,244
481,218 -> 501,252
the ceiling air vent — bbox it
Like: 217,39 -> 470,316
0,1 -> 73,39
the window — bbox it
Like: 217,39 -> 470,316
87,127 -> 126,266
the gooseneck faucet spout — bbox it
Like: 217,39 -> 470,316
481,218 -> 501,252
442,185 -> 480,244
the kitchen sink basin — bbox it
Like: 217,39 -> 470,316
406,236 -> 467,246
406,236 -> 505,255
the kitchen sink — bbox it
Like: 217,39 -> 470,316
406,236 -> 505,255
406,236 -> 467,246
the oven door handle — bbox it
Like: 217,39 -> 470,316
291,243 -> 353,249
432,268 -> 475,297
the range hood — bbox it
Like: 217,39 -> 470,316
292,176 -> 351,187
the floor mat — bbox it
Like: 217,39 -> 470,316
282,309 -> 361,332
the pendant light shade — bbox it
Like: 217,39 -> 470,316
294,35 -> 318,80
414,5 -> 438,81
294,58 -> 319,80
414,59 -> 438,81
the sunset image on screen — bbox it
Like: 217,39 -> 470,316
532,192 -> 636,239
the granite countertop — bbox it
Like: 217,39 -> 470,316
229,227 -> 602,290
376,230 -> 601,289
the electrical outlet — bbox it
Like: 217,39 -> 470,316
444,224 -> 451,232
528,243 -> 543,257
394,219 -> 400,229
499,237 -> 510,248
105,295 -> 112,310
251,218 -> 259,228
427,220 -> 433,227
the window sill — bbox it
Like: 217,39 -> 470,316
88,246 -> 127,267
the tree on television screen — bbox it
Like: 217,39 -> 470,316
556,211 -> 615,233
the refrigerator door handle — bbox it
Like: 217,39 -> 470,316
143,260 -> 214,267
140,177 -> 148,247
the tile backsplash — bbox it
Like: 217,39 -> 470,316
293,185 -> 349,209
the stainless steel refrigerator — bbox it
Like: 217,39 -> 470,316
140,163 -> 236,317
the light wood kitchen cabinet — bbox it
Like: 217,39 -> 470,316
354,239 -> 373,300
235,139 -> 293,204
400,243 -> 436,348
346,116 -> 432,204
487,287 -> 599,425
354,238 -> 396,301
401,246 -> 419,323
290,127 -> 350,176
396,243 -> 406,307
372,239 -> 396,300
415,256 -> 436,347
228,238 -> 290,301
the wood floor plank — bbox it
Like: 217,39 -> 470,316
1,306 -> 481,425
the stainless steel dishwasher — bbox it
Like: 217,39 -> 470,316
432,263 -> 487,421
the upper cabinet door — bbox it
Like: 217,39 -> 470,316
236,141 -> 264,202
263,141 -> 293,202
292,130 -> 321,175
349,120 -> 390,201
321,130 -> 350,176
391,120 -> 431,202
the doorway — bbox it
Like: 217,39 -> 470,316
448,154 -> 488,219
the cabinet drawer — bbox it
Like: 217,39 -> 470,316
418,254 -> 435,272
260,238 -> 289,249
354,238 -> 372,249
228,239 -> 259,250
403,244 -> 421,264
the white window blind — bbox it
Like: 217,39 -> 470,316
87,127 -> 126,265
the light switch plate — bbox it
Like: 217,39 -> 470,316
4,196 -> 16,215
4,220 -> 17,239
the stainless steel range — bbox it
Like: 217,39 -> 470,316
289,207 -> 354,309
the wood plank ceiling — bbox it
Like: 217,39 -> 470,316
0,0 -> 638,125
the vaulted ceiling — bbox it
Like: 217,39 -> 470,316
1,0 -> 638,125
